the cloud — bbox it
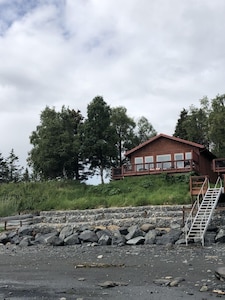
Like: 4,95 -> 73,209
1,0 -> 225,178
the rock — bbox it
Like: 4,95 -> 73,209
98,233 -> 112,246
125,225 -> 145,240
64,233 -> 80,245
156,229 -> 182,245
215,266 -> 225,281
200,285 -> 208,292
35,231 -> 59,244
59,225 -> 74,240
0,232 -> 10,245
145,229 -> 157,245
19,236 -> 32,247
215,228 -> 225,243
169,277 -> 185,287
50,236 -> 64,246
119,227 -> 129,235
79,230 -> 98,243
153,279 -> 171,286
18,225 -> 34,236
140,223 -> 155,232
126,236 -> 145,245
98,281 -> 128,288
204,231 -> 216,245
111,229 -> 126,246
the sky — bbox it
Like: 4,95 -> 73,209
0,0 -> 225,178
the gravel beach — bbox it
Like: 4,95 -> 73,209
1,243 -> 225,300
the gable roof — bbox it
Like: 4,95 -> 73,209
125,133 -> 215,157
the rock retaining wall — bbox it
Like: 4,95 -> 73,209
1,205 -> 225,247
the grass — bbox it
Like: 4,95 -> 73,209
0,172 -> 193,217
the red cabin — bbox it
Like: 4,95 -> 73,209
112,133 -> 218,182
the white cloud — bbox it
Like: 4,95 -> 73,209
1,0 -> 225,181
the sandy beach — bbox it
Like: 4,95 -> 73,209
1,243 -> 225,299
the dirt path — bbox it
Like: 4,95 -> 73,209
0,243 -> 225,299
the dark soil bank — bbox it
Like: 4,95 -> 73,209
1,243 -> 225,299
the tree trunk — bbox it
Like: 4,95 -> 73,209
100,165 -> 104,184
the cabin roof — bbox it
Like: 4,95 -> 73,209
125,133 -> 216,158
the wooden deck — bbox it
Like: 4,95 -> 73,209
112,159 -> 199,180
213,158 -> 225,174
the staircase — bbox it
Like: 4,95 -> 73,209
185,177 -> 223,246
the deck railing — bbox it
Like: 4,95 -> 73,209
213,158 -> 225,173
112,158 -> 199,180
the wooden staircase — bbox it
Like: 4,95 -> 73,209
185,177 -> 223,246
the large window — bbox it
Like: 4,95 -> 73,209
145,156 -> 154,169
174,153 -> 184,168
156,154 -> 171,169
184,152 -> 192,168
135,157 -> 143,171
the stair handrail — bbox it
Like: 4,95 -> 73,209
184,176 -> 209,236
197,176 -> 210,208
214,176 -> 223,189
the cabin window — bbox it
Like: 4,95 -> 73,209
135,157 -> 143,171
174,153 -> 184,168
184,152 -> 192,168
145,156 -> 154,169
156,154 -> 171,169
185,152 -> 192,159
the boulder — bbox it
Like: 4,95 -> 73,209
111,229 -> 126,246
140,223 -> 155,232
126,236 -> 145,245
64,233 -> 80,245
156,229 -> 182,245
215,228 -> 225,243
59,226 -> 74,240
79,230 -> 98,243
18,225 -> 34,236
19,236 -> 32,247
34,232 -> 59,245
98,233 -> 112,246
0,232 -> 10,245
125,225 -> 145,240
145,229 -> 157,245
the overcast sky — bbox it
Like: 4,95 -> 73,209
1,0 -> 225,172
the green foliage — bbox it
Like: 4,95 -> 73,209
28,106 -> 85,180
135,116 -> 157,144
174,98 -> 210,148
209,94 -> 225,157
174,94 -> 225,156
0,174 -> 192,216
82,96 -> 117,184
111,106 -> 136,167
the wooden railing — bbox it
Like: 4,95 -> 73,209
213,158 -> 225,173
112,158 -> 199,180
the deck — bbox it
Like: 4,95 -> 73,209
112,158 -> 199,180
213,158 -> 225,174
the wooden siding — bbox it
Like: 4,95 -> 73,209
112,135 -> 216,181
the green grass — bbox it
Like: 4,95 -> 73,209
0,173 -> 193,217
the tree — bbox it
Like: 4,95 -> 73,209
111,106 -> 136,167
174,98 -> 210,148
135,116 -> 157,144
173,108 -> 189,140
209,94 -> 225,157
28,106 -> 85,180
7,149 -> 23,182
82,96 -> 117,184
0,153 -> 8,183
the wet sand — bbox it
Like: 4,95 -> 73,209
0,243 -> 225,299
